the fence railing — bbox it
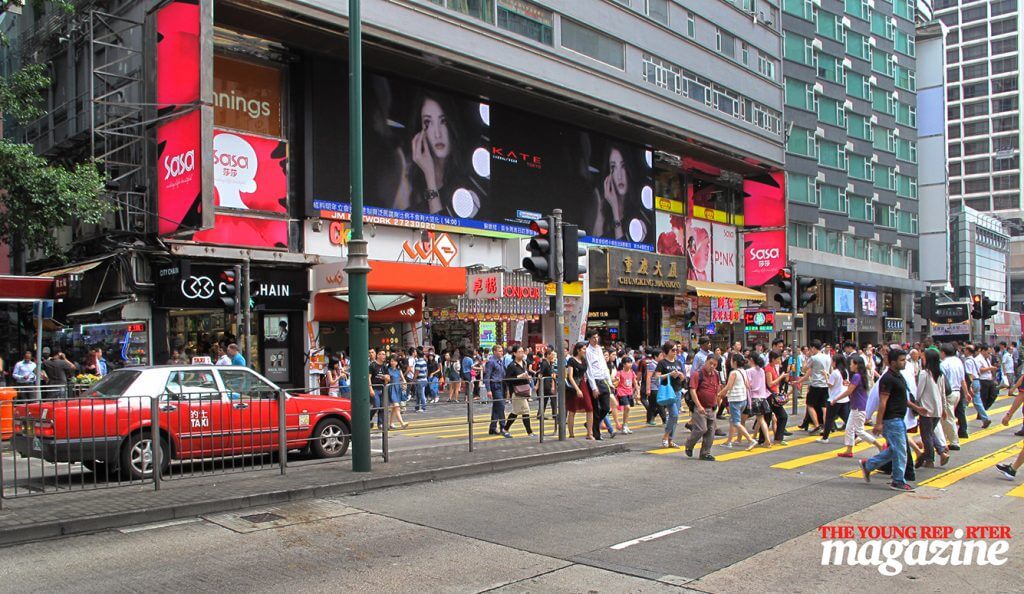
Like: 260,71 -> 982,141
0,376 -> 572,504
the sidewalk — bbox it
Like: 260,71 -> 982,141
0,438 -> 624,547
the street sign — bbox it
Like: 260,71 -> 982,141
930,303 -> 969,324
846,318 -> 858,332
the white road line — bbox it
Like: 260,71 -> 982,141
118,518 -> 203,533
610,525 -> 691,550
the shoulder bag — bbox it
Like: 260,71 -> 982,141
656,376 -> 678,406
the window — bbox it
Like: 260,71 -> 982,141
818,53 -> 844,84
165,370 -> 220,400
947,86 -> 960,102
815,228 -> 843,255
994,175 -> 1018,191
947,67 -> 960,83
645,0 -> 669,24
846,31 -> 870,61
219,369 -> 278,398
964,178 -> 991,194
992,57 -> 1018,75
963,139 -> 990,156
752,102 -> 782,134
717,28 -> 737,59
963,100 -> 988,118
949,143 -> 961,158
962,81 -> 988,100
446,0 -> 494,22
818,97 -> 845,126
875,165 -> 897,191
894,30 -> 915,57
963,121 -> 989,137
962,44 -> 987,61
784,32 -> 815,65
995,136 -> 1020,151
993,77 -> 1019,94
963,159 -> 990,175
991,18 -> 1018,36
817,184 -> 847,213
873,127 -> 896,153
949,162 -> 961,177
783,0 -> 814,21
742,43 -> 750,66
992,0 -> 1018,17
561,19 -> 625,69
685,11 -> 696,38
895,66 -> 915,91
946,48 -> 959,65
845,0 -> 869,20
789,222 -> 813,249
896,139 -> 917,163
848,195 -> 873,223
994,116 -> 1020,133
497,0 -> 554,45
870,242 -> 892,265
962,63 -> 988,80
896,101 -> 916,127
817,12 -> 845,42
845,235 -> 869,260
876,205 -> 896,229
993,96 -> 1019,114
642,54 -> 682,94
961,24 -> 987,42
948,124 -> 961,139
786,172 -> 816,204
785,78 -> 815,111
872,50 -> 894,77
818,141 -> 846,170
682,71 -> 712,105
846,72 -> 871,100
713,85 -> 740,117
871,11 -> 895,40
848,154 -> 873,181
949,180 -> 962,195
896,211 -> 917,235
896,174 -> 917,198
787,127 -> 817,157
992,37 -> 1018,56
994,155 -> 1020,171
758,55 -> 776,79
848,113 -> 872,141
873,90 -> 895,115
993,194 -> 1019,210
962,5 -> 987,22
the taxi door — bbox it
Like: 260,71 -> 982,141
216,368 -> 280,454
161,369 -> 228,458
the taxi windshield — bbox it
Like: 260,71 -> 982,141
84,370 -> 141,399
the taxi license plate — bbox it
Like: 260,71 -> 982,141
32,438 -> 41,452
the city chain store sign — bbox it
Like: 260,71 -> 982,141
589,248 -> 685,295
157,263 -> 307,309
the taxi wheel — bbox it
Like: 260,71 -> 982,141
310,418 -> 350,458
120,431 -> 170,480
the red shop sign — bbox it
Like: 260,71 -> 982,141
503,285 -> 541,300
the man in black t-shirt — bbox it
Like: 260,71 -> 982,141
860,348 -> 914,492
368,350 -> 388,429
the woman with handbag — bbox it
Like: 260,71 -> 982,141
763,351 -> 789,445
744,353 -> 774,448
565,342 -> 592,439
718,354 -> 756,450
502,345 -> 534,437
654,341 -> 686,448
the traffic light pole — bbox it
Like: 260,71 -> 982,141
790,261 -> 799,416
552,209 -> 567,442
242,259 -> 251,365
347,0 -> 372,473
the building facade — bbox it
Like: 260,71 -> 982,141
781,0 -> 928,344
2,0 -> 786,380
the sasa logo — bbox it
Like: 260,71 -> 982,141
213,151 -> 250,169
163,149 -> 195,180
750,247 -> 780,261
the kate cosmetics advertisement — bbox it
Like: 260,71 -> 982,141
310,70 -> 655,251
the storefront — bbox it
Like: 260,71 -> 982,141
438,269 -> 549,349
684,280 -> 767,349
152,260 -> 309,387
884,317 -> 905,345
588,247 -> 687,347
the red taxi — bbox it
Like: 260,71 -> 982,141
12,366 -> 351,478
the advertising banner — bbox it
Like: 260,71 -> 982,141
685,218 -> 712,281
742,171 -> 785,228
656,211 -> 686,256
308,70 -> 655,250
191,129 -> 288,248
711,223 -> 737,284
743,229 -> 787,287
213,54 -> 283,137
154,0 -> 213,236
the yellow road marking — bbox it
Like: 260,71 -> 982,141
919,443 -> 1021,489
1006,480 -> 1024,498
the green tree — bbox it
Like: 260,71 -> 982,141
1,62 -> 110,260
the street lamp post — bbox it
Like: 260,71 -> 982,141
347,0 -> 372,472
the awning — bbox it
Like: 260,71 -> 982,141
66,298 -> 129,319
37,258 -> 107,277
0,275 -> 54,302
311,259 -> 467,295
687,280 -> 766,301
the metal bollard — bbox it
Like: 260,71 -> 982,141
380,385 -> 390,463
539,391 -> 545,444
150,397 -> 162,491
278,390 -> 287,475
467,384 -> 474,453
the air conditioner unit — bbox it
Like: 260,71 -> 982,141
817,172 -> 827,183
870,114 -> 878,124
895,165 -> 901,174
842,16 -> 852,27
813,82 -> 825,94
873,192 -> 880,201
843,58 -> 853,68
869,37 -> 877,47
812,38 -> 823,50
867,0 -> 876,8
847,183 -> 856,193
868,75 -> 878,85
844,99 -> 854,110
893,128 -> 901,137
845,141 -> 855,151
871,154 -> 879,163
815,127 -> 826,137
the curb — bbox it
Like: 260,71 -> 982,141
0,442 -> 625,547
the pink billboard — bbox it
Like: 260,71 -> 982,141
744,229 -> 787,288
743,172 -> 785,228
156,110 -> 203,235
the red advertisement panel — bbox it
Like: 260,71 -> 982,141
192,214 -> 288,249
156,110 -> 203,235
743,171 -> 785,228
743,229 -> 787,288
156,0 -> 200,115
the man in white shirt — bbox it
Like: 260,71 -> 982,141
976,344 -> 999,423
799,340 -> 832,434
940,344 -> 968,449
584,331 -> 612,440
12,351 -> 38,394
963,345 -> 990,428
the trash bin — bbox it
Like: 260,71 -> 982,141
0,387 -> 15,440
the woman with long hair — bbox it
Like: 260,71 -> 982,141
912,348 -> 950,468
503,345 -> 534,437
763,351 -> 789,445
385,354 -> 409,430
537,347 -> 558,427
444,351 -> 461,403
565,342 -> 593,439
589,144 -> 651,243
819,353 -> 851,443
744,353 -> 773,448
718,353 -> 755,450
614,356 -> 639,434
838,355 -> 883,457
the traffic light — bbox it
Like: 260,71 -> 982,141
683,310 -> 697,329
523,215 -> 556,283
971,294 -> 983,319
220,266 -> 242,315
772,267 -> 793,312
562,223 -> 587,283
982,295 -> 998,320
797,277 -> 817,308
913,295 -> 924,317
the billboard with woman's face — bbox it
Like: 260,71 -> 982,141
308,68 -> 655,251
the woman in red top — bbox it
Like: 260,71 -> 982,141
761,351 -> 790,445
614,357 -> 639,434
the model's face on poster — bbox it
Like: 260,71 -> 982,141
609,148 -> 628,197
421,98 -> 451,160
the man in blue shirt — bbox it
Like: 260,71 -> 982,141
461,348 -> 475,399
483,345 -> 510,437
227,343 -> 247,367
413,348 -> 428,412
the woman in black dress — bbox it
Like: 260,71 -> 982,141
565,342 -> 593,439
